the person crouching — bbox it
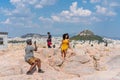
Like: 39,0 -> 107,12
25,39 -> 44,75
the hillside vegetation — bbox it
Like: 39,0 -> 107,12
70,30 -> 104,42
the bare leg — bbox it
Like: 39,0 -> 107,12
28,62 -> 37,72
61,51 -> 64,58
62,51 -> 66,60
64,51 -> 67,59
36,59 -> 41,70
36,59 -> 44,73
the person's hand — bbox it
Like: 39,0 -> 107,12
58,46 -> 61,49
34,41 -> 36,45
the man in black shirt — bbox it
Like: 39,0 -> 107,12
47,32 -> 52,48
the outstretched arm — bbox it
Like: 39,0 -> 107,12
34,41 -> 38,51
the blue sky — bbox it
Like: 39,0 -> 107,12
0,0 -> 120,38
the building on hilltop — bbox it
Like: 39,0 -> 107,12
0,32 -> 8,49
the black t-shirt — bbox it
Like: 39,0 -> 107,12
48,34 -> 51,39
48,34 -> 52,41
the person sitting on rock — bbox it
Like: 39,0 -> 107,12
25,39 -> 44,75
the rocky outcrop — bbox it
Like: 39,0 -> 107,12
0,43 -> 120,80
107,55 -> 120,70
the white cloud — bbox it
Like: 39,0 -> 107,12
38,1 -> 101,25
82,0 -> 87,3
90,16 -> 101,22
39,16 -> 53,23
70,2 -> 91,16
0,0 -> 45,27
35,4 -> 43,8
38,17 -> 53,29
10,0 -> 57,9
10,0 -> 21,3
0,8 -> 13,16
41,1 -> 118,24
11,17 -> 39,27
35,0 -> 57,8
10,0 -> 25,8
8,0 -> 57,27
102,0 -> 120,7
109,2 -> 120,7
1,18 -> 11,24
1,0 -> 119,28
28,0 -> 37,5
1,0 -> 58,28
90,0 -> 100,3
96,5 -> 116,16
90,0 -> 119,17
0,7 -> 38,27
96,5 -> 107,14
39,0 -> 57,6
46,2 -> 92,23
107,11 -> 116,16
51,16 -> 60,22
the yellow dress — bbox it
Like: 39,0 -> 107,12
61,39 -> 69,52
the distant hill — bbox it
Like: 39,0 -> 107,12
70,30 -> 104,42
21,33 -> 46,38
78,30 -> 94,36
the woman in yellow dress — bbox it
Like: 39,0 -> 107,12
60,33 -> 70,60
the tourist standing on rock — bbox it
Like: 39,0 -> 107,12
47,32 -> 52,48
60,33 -> 71,60
25,39 -> 44,75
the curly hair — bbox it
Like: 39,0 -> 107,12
62,33 -> 69,40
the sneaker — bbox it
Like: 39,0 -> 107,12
26,71 -> 33,75
38,69 -> 44,73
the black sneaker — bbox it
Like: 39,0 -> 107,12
38,69 -> 44,73
26,71 -> 33,75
